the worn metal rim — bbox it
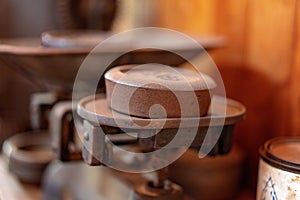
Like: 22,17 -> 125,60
259,137 -> 300,174
77,93 -> 246,129
0,34 -> 224,55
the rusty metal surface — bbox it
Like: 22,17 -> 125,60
77,93 -> 245,166
77,92 -> 246,164
79,124 -> 237,167
77,93 -> 246,129
105,65 -> 216,118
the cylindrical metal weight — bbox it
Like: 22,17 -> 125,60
105,64 -> 216,118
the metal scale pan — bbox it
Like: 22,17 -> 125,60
0,30 -> 225,92
77,93 -> 246,166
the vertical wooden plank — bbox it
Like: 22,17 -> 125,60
236,0 -> 297,191
244,0 -> 297,136
245,0 -> 296,83
153,0 -> 216,34
291,1 -> 300,135
153,0 -> 249,68
212,0 -> 248,68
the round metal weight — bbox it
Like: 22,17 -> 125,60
105,64 -> 216,118
2,130 -> 54,184
131,181 -> 184,200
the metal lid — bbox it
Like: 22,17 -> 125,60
260,137 -> 300,173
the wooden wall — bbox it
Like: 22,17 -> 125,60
291,1 -> 300,134
153,0 -> 300,193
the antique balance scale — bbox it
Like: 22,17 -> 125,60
0,3 -> 246,199
0,31 -> 246,200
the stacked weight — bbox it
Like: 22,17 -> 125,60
77,64 -> 246,199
